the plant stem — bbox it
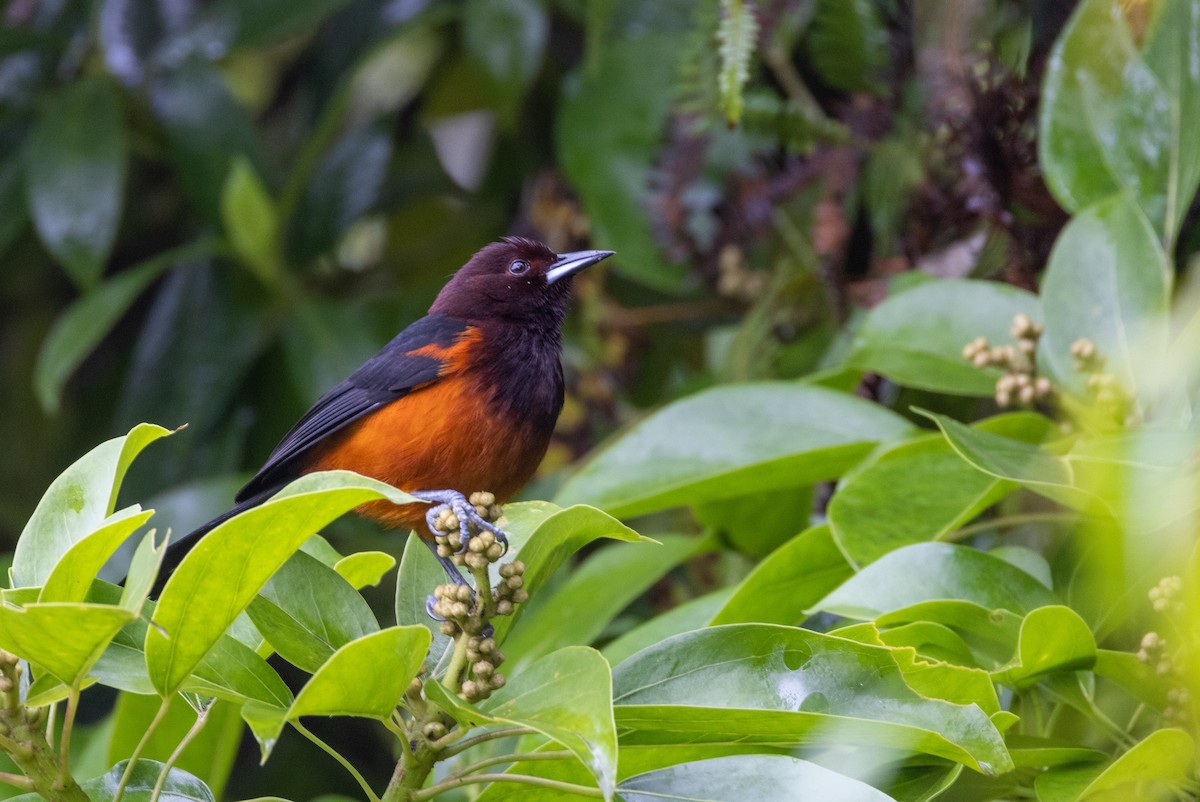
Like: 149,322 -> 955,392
415,773 -> 603,800
58,688 -> 80,784
439,726 -> 536,759
113,696 -> 173,802
150,704 -> 211,802
442,633 -> 471,696
294,721 -> 382,802
448,750 -> 573,778
471,562 -> 496,621
0,771 -> 33,790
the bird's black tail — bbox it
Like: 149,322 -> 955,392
140,488 -> 276,595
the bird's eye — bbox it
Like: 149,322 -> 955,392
508,259 -> 531,276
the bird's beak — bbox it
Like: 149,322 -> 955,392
545,249 -> 615,284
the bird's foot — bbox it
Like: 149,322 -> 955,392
414,489 -> 509,554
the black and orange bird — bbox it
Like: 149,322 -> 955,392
160,237 -> 613,582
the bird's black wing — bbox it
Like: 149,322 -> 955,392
234,313 -> 470,503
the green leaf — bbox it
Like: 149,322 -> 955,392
147,471 -> 418,697
918,410 -> 1098,511
1038,193 -> 1171,400
811,542 -> 1057,621
715,0 -> 759,125
33,242 -> 203,414
502,535 -> 700,666
1143,0 -> 1200,239
39,507 -> 152,603
242,626 -> 431,758
613,624 -> 1013,774
120,529 -> 168,612
1008,735 -> 1106,770
830,414 -> 1058,566
220,157 -> 279,284
556,383 -> 911,518
992,606 -> 1096,689
334,551 -> 395,589
808,0 -> 888,93
619,755 -> 896,801
1093,648 -> 1171,709
558,34 -> 689,291
1039,0 -> 1192,241
489,502 -> 651,644
204,0 -> 354,47
1037,729 -> 1195,802
284,122 -> 392,264
695,485 -> 814,557
476,646 -> 619,799
710,524 -> 852,626
0,601 -> 135,685
463,0 -> 548,122
394,533 -> 454,670
246,550 -> 379,673
25,77 -> 126,288
150,62 -> 270,223
603,589 -> 734,668
844,280 -> 1041,395
9,759 -> 214,802
13,423 -> 171,588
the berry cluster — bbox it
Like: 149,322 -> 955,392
432,492 -> 505,569
461,635 -> 506,703
961,313 -> 1052,407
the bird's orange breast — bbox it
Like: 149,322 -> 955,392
306,333 -> 551,534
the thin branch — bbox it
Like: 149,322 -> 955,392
150,704 -> 211,802
415,773 -> 603,801
293,721 -> 381,802
438,726 -> 537,759
950,512 -> 1078,540
0,771 -> 33,790
449,750 -> 574,779
57,688 -> 81,784
113,697 -> 173,802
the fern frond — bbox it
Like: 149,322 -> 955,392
717,0 -> 759,125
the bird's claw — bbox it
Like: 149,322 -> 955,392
415,490 -> 509,555
425,594 -> 444,621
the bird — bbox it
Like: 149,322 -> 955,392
157,237 -> 613,584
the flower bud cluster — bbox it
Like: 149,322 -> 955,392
961,314 -> 1052,407
1149,575 -> 1184,615
1136,631 -> 1178,677
432,492 -> 505,568
461,635 -> 507,703
1070,339 -> 1132,423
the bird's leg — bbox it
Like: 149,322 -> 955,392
421,509 -> 469,621
411,489 -> 509,552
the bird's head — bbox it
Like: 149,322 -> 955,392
429,237 -> 613,324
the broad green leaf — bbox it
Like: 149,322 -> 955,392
918,410 -> 1099,511
1039,194 -> 1171,400
1008,735 -> 1106,769
874,602 -> 1024,659
603,589 -> 734,668
831,413 -> 1058,566
811,542 -> 1057,621
993,606 -> 1096,689
150,62 -> 270,223
395,533 -> 454,671
474,744 -> 771,802
695,485 -> 814,557
246,550 -> 379,673
33,241 -> 207,414
619,755 -> 896,801
9,759 -> 214,802
147,471 -> 418,696
613,624 -> 1013,774
1093,648 -> 1171,709
242,626 -> 431,758
108,696 -> 243,799
25,77 -> 126,288
284,122 -> 392,264
1143,0 -> 1200,239
463,0 -> 547,122
808,0 -> 888,93
476,646 -> 618,800
0,601 -> 135,685
1039,0 -> 1190,240
40,507 -> 152,603
220,157 -> 279,284
844,279 -> 1040,396
13,423 -> 171,588
489,502 -> 651,644
556,383 -> 911,518
710,524 -> 852,626
503,535 -> 699,666
1037,729 -> 1195,802
334,551 -> 395,589
558,34 -> 689,291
